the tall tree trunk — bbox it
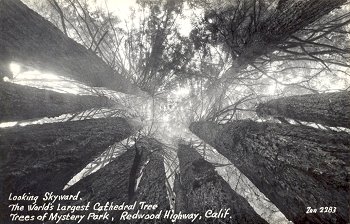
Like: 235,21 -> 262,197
0,82 -> 115,122
175,144 -> 268,224
190,121 -> 350,224
59,138 -> 170,223
236,0 -> 347,67
256,91 -> 350,128
0,117 -> 133,223
0,0 -> 140,94
131,141 -> 171,224
61,148 -> 137,224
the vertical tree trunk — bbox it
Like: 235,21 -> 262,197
60,138 -> 170,223
175,144 -> 268,224
61,148 -> 137,224
0,0 -> 140,94
0,118 -> 132,223
256,91 -> 350,128
190,121 -> 350,224
0,82 -> 115,122
131,143 -> 171,224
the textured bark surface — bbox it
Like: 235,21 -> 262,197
0,117 -> 132,223
61,148 -> 136,224
236,0 -> 347,66
190,121 -> 350,224
58,138 -> 170,223
0,0 -> 140,94
175,144 -> 268,224
130,141 -> 171,224
257,91 -> 350,128
0,82 -> 115,122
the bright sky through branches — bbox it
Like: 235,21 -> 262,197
92,0 -> 196,36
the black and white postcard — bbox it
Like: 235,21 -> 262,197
0,0 -> 349,223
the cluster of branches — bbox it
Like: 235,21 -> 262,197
183,0 -> 350,123
27,0 -> 350,122
117,0 -> 194,95
30,0 -> 196,95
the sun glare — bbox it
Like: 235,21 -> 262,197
9,62 -> 21,75
173,86 -> 190,98
15,70 -> 61,80
7,62 -> 95,95
0,121 -> 18,128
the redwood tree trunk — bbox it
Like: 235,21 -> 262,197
60,138 -> 170,223
190,121 -> 349,224
236,0 -> 347,67
0,82 -> 115,122
0,0 -> 139,94
131,144 -> 171,224
175,144 -> 268,224
61,148 -> 137,224
0,117 -> 132,223
256,91 -> 350,128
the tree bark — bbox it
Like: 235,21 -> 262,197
190,120 -> 350,224
0,82 -> 115,122
59,138 -> 170,223
0,117 -> 133,223
236,0 -> 347,67
131,140 -> 171,224
256,91 -> 350,128
0,0 -> 140,94
61,148 -> 137,224
175,144 -> 268,224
